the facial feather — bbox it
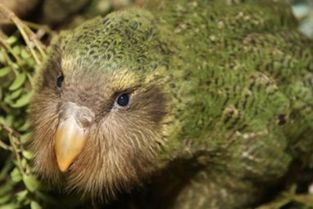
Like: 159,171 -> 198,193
30,8 -> 171,200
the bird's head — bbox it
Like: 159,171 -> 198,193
30,8 -> 177,199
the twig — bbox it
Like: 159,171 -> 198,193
8,134 -> 25,175
0,122 -> 21,138
0,138 -> 12,151
0,4 -> 47,64
0,123 -> 25,174
23,20 -> 55,36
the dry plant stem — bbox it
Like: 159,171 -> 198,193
0,139 -> 12,151
0,122 -> 21,138
0,4 -> 46,64
23,20 -> 55,36
294,195 -> 313,207
9,134 -> 25,175
0,122 -> 25,174
27,73 -> 34,87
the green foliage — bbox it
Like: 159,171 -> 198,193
257,185 -> 313,209
0,5 -> 93,209
0,4 -> 48,209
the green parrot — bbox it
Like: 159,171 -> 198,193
30,0 -> 313,208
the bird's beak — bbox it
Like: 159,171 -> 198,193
54,103 -> 94,172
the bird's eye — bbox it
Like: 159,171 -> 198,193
116,93 -> 130,107
56,75 -> 64,89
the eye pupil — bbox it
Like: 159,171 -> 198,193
116,93 -> 129,107
56,75 -> 64,88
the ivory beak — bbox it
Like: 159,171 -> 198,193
55,117 -> 88,172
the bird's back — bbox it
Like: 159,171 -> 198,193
135,1 -> 313,208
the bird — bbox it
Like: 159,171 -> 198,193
29,0 -> 313,208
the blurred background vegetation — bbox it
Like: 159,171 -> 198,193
0,0 -> 313,208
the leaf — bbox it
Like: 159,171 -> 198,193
10,168 -> 22,183
20,132 -> 31,143
16,190 -> 28,202
294,194 -> 313,207
6,36 -> 18,45
20,48 -> 31,59
9,73 -> 26,91
22,151 -> 33,160
10,92 -> 32,108
30,201 -> 42,209
0,194 -> 11,204
11,63 -> 19,70
0,67 -> 11,77
4,115 -> 14,127
18,121 -> 30,132
21,159 -> 27,168
0,204 -> 19,209
0,178 -> 14,196
12,46 -> 21,56
23,175 -> 39,192
0,49 -> 5,63
4,94 -> 13,105
9,89 -> 23,100
25,58 -> 35,66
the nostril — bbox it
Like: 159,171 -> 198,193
61,102 -> 95,129
76,107 -> 95,128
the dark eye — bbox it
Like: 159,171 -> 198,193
116,93 -> 130,107
56,75 -> 64,89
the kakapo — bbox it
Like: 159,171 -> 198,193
30,0 -> 313,208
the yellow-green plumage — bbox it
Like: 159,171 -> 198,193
30,1 -> 313,209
